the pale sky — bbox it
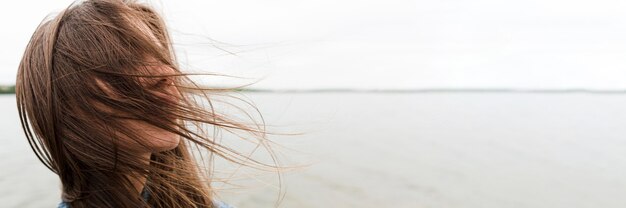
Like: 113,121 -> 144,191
2,0 -> 626,90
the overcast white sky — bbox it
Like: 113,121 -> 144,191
2,0 -> 626,90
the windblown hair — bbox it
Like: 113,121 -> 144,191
15,0 -> 277,207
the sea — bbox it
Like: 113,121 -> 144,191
1,92 -> 625,208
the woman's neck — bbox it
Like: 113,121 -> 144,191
130,152 -> 152,195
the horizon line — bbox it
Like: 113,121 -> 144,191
4,86 -> 626,94
239,88 -> 626,94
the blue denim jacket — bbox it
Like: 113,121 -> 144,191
57,188 -> 234,208
57,201 -> 234,208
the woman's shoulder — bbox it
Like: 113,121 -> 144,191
57,201 -> 69,208
213,200 -> 236,208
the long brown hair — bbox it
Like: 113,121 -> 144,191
15,0 -> 279,207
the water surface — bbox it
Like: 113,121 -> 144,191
1,92 -> 625,207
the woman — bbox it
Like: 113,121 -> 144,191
15,0 -> 276,207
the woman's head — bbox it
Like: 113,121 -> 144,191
19,0 -> 182,154
16,0 -> 276,207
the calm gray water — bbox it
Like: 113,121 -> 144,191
1,92 -> 626,208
